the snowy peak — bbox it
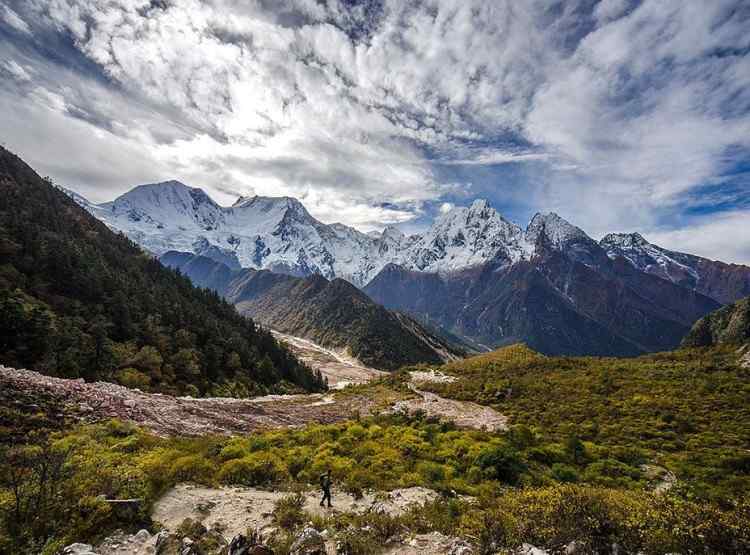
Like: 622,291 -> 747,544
404,201 -> 530,272
382,225 -> 405,243
526,212 -> 590,248
600,231 -> 702,284
110,180 -> 217,211
600,232 -> 649,250
103,180 -> 222,231
74,183 -> 732,290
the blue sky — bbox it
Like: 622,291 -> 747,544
1,0 -> 749,263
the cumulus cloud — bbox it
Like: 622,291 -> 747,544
646,210 -> 750,266
0,0 -> 748,261
439,202 -> 455,215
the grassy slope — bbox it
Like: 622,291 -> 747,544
415,344 -> 750,501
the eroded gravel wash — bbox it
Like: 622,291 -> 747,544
0,365 -> 373,436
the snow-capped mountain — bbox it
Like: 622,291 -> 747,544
64,180 -> 750,357
67,181 -> 386,285
601,232 -> 750,304
65,180 -> 750,303
66,182 -> 590,286
600,232 -> 700,286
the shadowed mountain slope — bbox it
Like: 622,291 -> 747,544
162,252 -> 464,370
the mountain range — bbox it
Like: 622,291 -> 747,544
67,180 -> 750,357
161,251 -> 464,369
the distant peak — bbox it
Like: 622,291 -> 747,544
600,232 -> 650,248
526,212 -> 588,246
528,211 -> 572,228
232,195 -> 255,207
469,198 -> 491,212
382,225 -> 405,241
133,179 -> 190,191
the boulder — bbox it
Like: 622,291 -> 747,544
448,538 -> 474,555
516,545 -> 549,555
229,534 -> 274,555
564,540 -> 585,554
62,544 -> 98,555
135,529 -> 152,543
290,526 -> 325,555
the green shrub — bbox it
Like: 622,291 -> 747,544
169,455 -> 215,483
417,461 -> 446,484
551,463 -> 579,483
476,445 -> 525,484
272,493 -> 306,530
115,367 -> 151,390
217,453 -> 286,486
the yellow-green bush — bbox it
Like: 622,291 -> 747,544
217,452 -> 286,486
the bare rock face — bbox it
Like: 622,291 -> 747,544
290,526 -> 326,555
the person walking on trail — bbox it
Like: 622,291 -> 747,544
319,469 -> 333,508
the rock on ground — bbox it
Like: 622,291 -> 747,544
62,544 -> 99,555
383,532 -> 474,554
290,526 -> 326,554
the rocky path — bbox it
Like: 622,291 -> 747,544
83,484 -> 471,555
392,370 -> 508,432
151,483 -> 441,540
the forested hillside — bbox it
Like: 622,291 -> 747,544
0,147 -> 325,396
682,296 -> 750,348
161,251 -> 464,369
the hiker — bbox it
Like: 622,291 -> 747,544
319,469 -> 332,508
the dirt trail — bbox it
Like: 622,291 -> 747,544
392,383 -> 508,432
151,483 -> 440,540
92,484 -> 467,555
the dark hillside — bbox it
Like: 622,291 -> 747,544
682,296 -> 750,348
162,252 -> 464,369
0,146 -> 325,396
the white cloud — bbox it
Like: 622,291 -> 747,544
0,0 -> 748,262
646,210 -> 750,266
1,5 -> 31,34
2,59 -> 31,81
439,202 -> 455,214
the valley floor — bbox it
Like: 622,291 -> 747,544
0,365 -> 366,436
0,333 -> 506,436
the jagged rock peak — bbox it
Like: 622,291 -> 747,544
526,212 -> 589,246
382,225 -> 405,242
600,232 -> 649,248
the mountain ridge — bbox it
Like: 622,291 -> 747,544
161,251 -> 465,370
66,181 -> 750,303
66,180 -> 750,357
